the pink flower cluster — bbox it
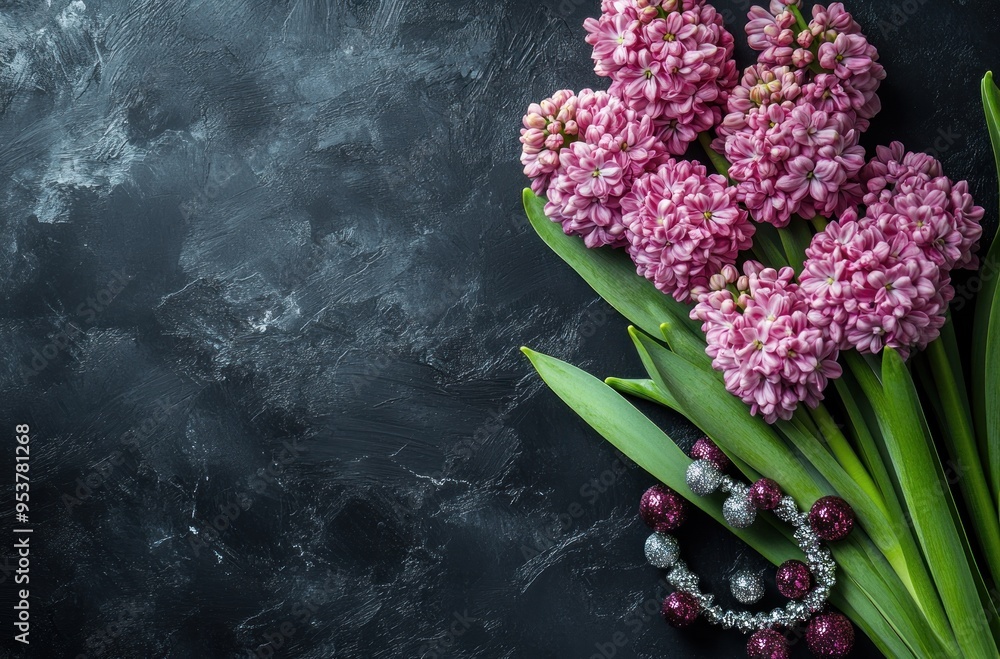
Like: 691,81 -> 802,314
518,3 -> 985,423
520,89 -> 583,196
519,2 -> 744,272
862,142 -> 984,271
531,91 -> 668,247
718,1 -> 885,227
799,143 -> 983,358
584,0 -> 738,155
624,159 -> 754,301
691,261 -> 842,423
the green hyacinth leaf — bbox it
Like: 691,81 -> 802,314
523,189 -> 701,338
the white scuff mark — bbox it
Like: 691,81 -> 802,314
57,1 -> 87,30
33,110 -> 145,223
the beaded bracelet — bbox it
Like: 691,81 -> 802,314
639,439 -> 857,659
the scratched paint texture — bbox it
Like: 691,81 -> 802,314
0,0 -> 997,657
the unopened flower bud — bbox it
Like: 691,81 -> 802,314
792,48 -> 814,68
710,274 -> 728,291
637,6 -> 658,23
538,150 -> 559,168
524,113 -> 547,130
521,128 -> 545,148
721,264 -> 739,283
544,133 -> 564,150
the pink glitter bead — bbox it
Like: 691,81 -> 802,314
748,478 -> 783,510
639,484 -> 688,532
808,496 -> 855,541
775,559 -> 812,599
807,612 -> 855,658
747,629 -> 789,659
661,591 -> 700,628
690,437 -> 730,471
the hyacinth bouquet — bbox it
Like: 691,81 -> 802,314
519,1 -> 1000,657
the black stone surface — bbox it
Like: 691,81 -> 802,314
0,0 -> 997,657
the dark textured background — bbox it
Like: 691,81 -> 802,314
0,0 -> 997,657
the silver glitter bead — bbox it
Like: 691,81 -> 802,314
730,570 -> 765,604
644,532 -> 680,569
723,493 -> 757,528
686,459 -> 723,496
718,475 -> 737,494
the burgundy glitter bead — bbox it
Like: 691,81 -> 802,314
748,478 -> 783,511
690,437 -> 730,471
775,559 -> 812,599
808,496 -> 855,541
661,591 -> 700,628
747,629 -> 789,659
806,612 -> 855,658
640,484 -> 688,532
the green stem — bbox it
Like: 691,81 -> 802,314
787,5 -> 828,75
833,373 -> 958,652
778,219 -> 814,275
698,131 -> 731,179
751,221 -> 792,269
813,216 -> 829,232
809,403 -> 884,509
834,374 -> 895,501
788,4 -> 810,31
848,351 -> 996,656
605,377 -> 677,409
925,337 -> 1000,587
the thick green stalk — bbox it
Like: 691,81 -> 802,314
848,351 -> 998,657
976,72 -> 1000,501
834,370 -> 957,653
697,132 -> 730,179
653,352 -> 949,655
834,375 -> 897,503
777,220 -> 813,274
924,337 -> 1000,587
752,221 -> 793,269
605,377 -> 677,409
777,418 -> 910,587
808,403 -> 884,508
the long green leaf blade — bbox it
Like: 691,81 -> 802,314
605,377 -> 678,409
880,348 -> 996,657
974,72 -> 1000,499
523,189 -> 701,338
522,347 -> 921,657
